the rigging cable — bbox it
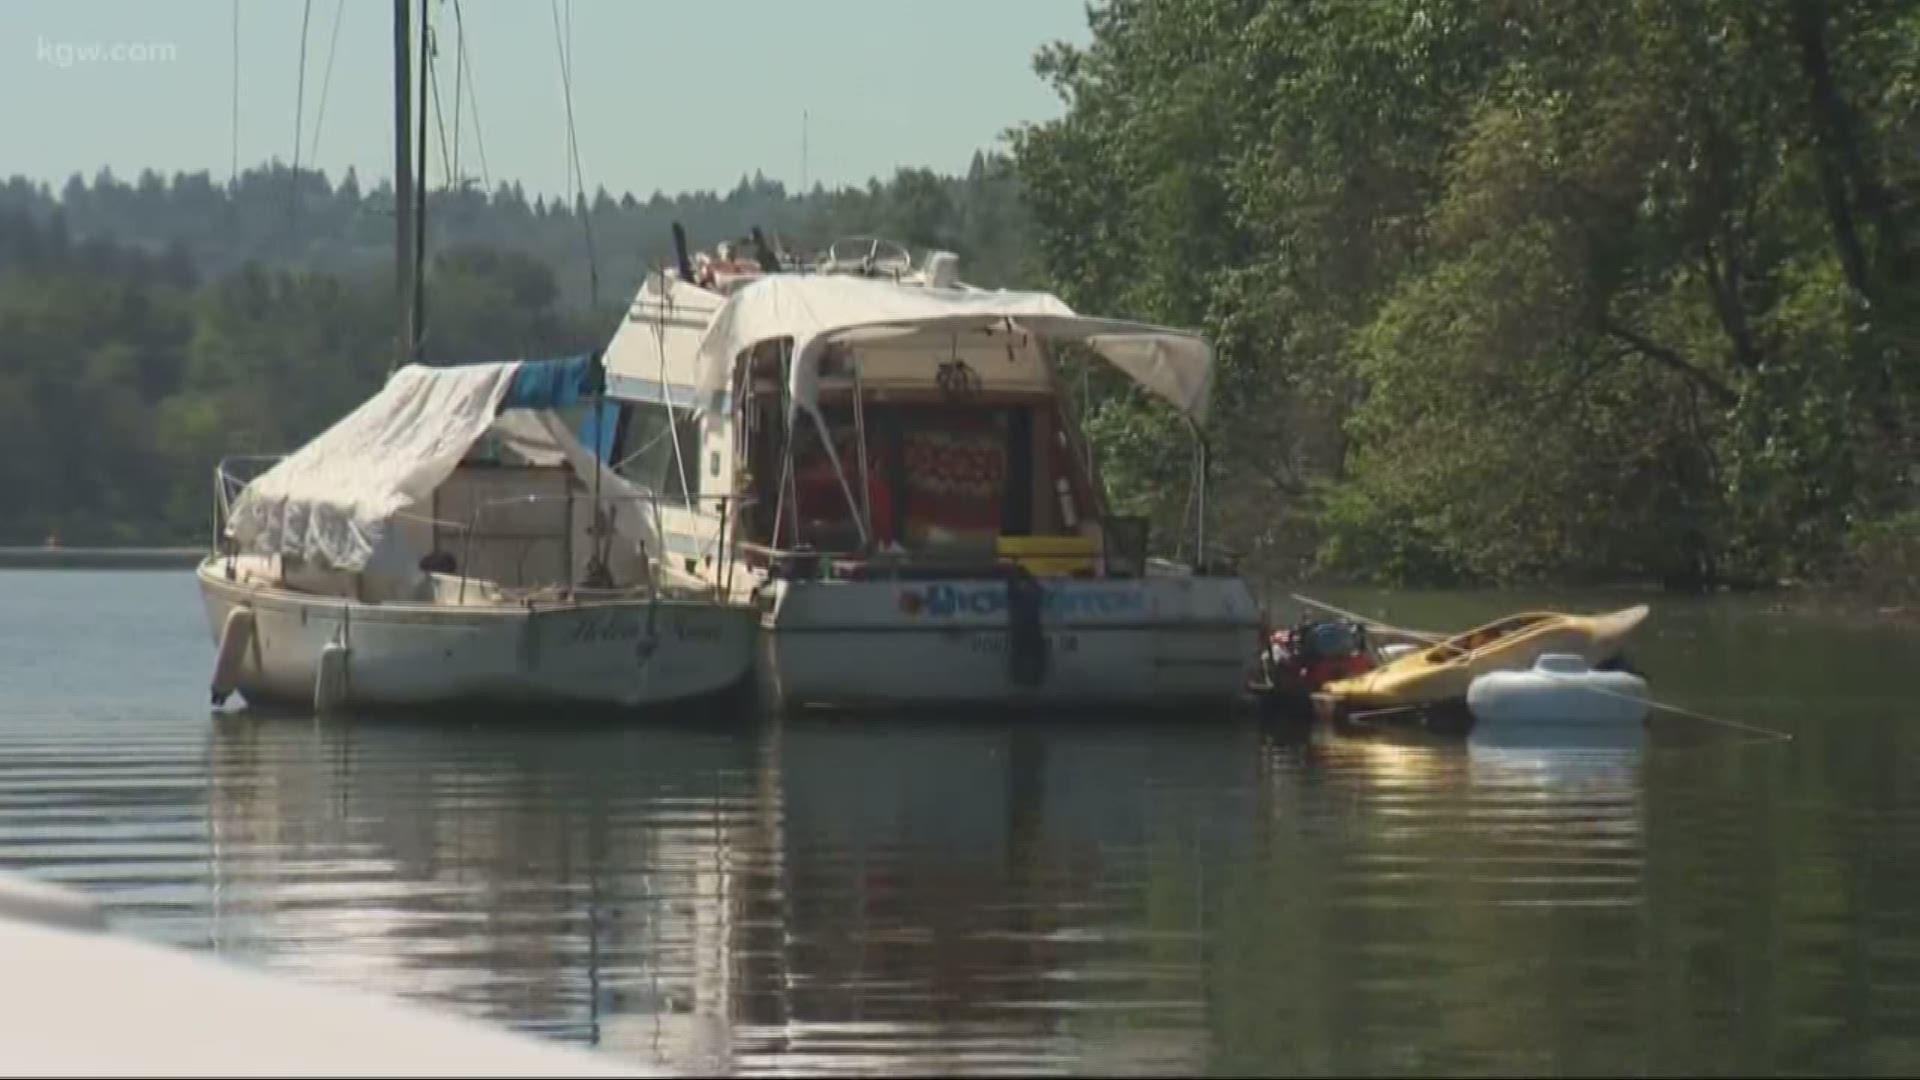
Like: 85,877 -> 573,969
290,0 -> 314,230
428,21 -> 455,190
549,0 -> 600,308
306,0 -> 346,166
229,0 -> 240,186
450,0 -> 464,186
452,0 -> 490,190
563,0 -> 574,199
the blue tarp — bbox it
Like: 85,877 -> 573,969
578,399 -> 621,463
498,354 -> 604,411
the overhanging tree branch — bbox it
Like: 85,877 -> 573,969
1599,316 -> 1737,407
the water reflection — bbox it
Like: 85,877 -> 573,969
199,711 -> 1276,1075
205,713 -> 770,1072
7,566 -> 1920,1075
188,707 -> 1681,1075
1216,725 -> 1652,1074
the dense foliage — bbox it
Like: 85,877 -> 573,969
1014,0 -> 1918,592
0,159 -> 1031,545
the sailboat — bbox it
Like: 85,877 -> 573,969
194,1 -> 758,714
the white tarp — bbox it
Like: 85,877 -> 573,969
689,274 -> 1217,421
226,362 -> 659,586
226,362 -> 518,575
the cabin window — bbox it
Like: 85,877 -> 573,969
614,401 -> 701,507
744,394 -> 1099,554
786,403 -> 873,551
895,407 -> 1009,545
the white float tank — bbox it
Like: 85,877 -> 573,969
1466,652 -> 1649,726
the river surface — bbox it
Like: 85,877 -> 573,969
1,569 -> 1916,1075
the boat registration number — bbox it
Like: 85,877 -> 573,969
964,631 -> 1080,655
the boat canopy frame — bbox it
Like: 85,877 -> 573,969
681,276 -> 1220,563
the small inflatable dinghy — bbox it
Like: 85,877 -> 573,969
1466,653 -> 1649,726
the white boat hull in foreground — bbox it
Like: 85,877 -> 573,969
199,559 -> 757,713
0,872 -> 643,1077
758,574 -> 1261,708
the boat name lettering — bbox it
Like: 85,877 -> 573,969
568,611 -> 651,643
900,583 -> 1147,618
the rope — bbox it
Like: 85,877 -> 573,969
1286,593 -> 1444,645
1286,592 -> 1794,744
611,411 -> 678,474
453,0 -> 490,190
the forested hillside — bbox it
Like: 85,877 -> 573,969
0,151 -> 1031,312
0,158 -> 1030,545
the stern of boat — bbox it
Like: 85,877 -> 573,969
756,570 -> 1261,709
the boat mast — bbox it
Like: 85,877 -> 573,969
411,0 -> 428,364
390,0 -> 413,374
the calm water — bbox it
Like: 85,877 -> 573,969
2,570 -> 1918,1076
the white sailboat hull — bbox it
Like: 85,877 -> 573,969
197,559 -> 757,712
758,574 -> 1261,708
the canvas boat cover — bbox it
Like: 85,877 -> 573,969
225,357 -> 652,579
689,274 -> 1217,421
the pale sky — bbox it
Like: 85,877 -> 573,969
1,0 -> 1092,199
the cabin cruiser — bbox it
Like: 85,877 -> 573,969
197,355 -> 759,714
594,233 -> 1263,709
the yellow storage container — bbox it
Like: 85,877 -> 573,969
996,535 -> 1097,576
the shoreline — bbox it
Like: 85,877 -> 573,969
0,547 -> 203,570
4,551 -> 1912,626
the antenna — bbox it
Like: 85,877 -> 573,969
801,110 -> 809,193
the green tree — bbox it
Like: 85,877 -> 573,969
1016,0 -> 1917,589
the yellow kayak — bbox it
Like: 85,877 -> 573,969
1313,604 -> 1649,721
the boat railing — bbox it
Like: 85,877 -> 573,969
453,490 -> 754,606
815,235 -> 915,277
210,455 -> 286,554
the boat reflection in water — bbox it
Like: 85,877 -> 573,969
203,707 -> 1267,1075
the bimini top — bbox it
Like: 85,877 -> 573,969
225,355 -> 633,576
689,274 -> 1216,421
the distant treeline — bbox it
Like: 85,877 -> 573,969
0,157 -> 1031,546
0,152 -> 1033,315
